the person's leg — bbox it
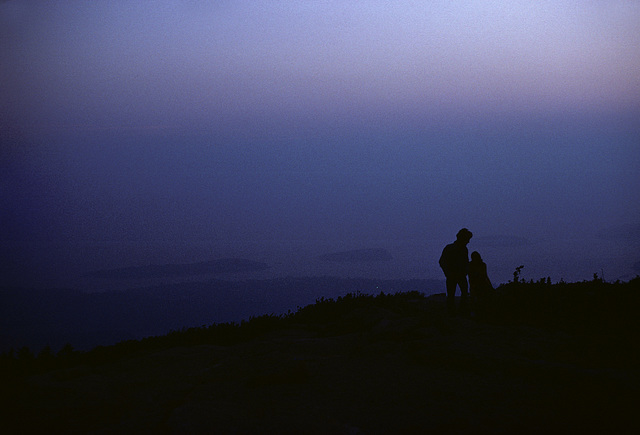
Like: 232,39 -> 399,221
446,277 -> 457,316
459,277 -> 469,316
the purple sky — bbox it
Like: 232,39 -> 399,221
1,1 -> 639,285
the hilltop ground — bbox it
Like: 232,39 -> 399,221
2,278 -> 639,434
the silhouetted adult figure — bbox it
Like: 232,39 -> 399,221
439,228 -> 473,316
469,251 -> 494,317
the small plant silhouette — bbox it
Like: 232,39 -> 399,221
513,265 -> 525,283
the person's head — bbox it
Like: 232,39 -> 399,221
471,251 -> 482,262
456,228 -> 473,244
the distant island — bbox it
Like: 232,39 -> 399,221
87,258 -> 269,280
319,248 -> 393,262
473,235 -> 529,248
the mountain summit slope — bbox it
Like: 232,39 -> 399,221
3,280 -> 640,434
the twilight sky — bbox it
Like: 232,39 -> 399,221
1,1 -> 639,286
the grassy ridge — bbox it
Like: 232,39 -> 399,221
3,276 -> 639,375
2,277 -> 639,433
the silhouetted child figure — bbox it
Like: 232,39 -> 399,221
468,251 -> 494,317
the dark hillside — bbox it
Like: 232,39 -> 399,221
2,278 -> 639,434
0,277 -> 442,352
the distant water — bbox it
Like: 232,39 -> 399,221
1,236 -> 638,291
